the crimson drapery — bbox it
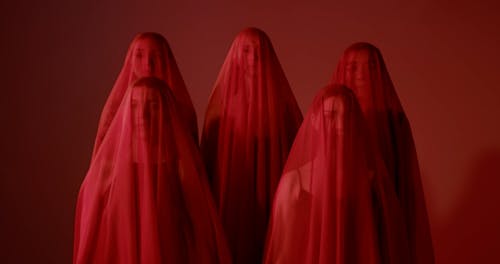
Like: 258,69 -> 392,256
331,42 -> 435,264
200,27 -> 303,264
74,77 -> 230,264
264,85 -> 409,264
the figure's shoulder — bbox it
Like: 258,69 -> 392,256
277,169 -> 302,203
277,162 -> 312,202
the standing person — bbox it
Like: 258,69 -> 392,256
331,42 -> 435,264
264,84 -> 409,264
74,77 -> 231,264
201,27 -> 303,264
93,32 -> 198,157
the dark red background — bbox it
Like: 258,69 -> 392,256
1,1 -> 499,263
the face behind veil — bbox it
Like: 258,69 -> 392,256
331,43 -> 435,264
74,77 -> 230,264
200,27 -> 303,264
92,32 -> 198,159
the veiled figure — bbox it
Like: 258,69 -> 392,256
74,77 -> 231,264
200,27 -> 303,264
331,42 -> 435,264
264,84 -> 410,264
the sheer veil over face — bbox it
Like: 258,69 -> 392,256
130,38 -> 165,81
130,85 -> 162,163
201,27 -> 303,264
73,77 -> 230,264
343,49 -> 374,111
92,32 -> 198,159
264,85 -> 410,264
331,42 -> 435,264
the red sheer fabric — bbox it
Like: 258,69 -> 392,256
200,27 -> 303,264
92,32 -> 198,158
73,77 -> 230,264
331,43 -> 435,264
264,85 -> 409,264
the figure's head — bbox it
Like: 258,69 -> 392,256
323,96 -> 346,134
344,44 -> 377,95
234,28 -> 269,79
311,85 -> 353,135
130,33 -> 168,81
345,49 -> 372,90
130,77 -> 167,146
338,42 -> 384,112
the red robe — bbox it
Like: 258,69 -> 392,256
74,77 -> 230,264
200,27 -> 303,264
331,42 -> 435,264
264,85 -> 409,264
